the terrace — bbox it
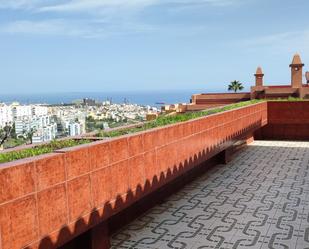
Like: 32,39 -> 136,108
1,101 -> 309,249
112,140 -> 309,249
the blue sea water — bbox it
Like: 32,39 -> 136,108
0,89 -> 224,106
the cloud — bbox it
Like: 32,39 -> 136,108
240,30 -> 309,55
0,0 -> 244,38
39,0 -> 242,12
39,0 -> 156,12
0,0 -> 50,9
0,0 -> 242,11
0,19 -> 87,36
0,18 -> 158,38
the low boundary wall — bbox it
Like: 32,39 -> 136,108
0,102 -> 267,249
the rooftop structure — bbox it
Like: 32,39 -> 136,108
167,54 -> 309,112
254,66 -> 264,87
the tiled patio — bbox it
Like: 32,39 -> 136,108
111,141 -> 309,249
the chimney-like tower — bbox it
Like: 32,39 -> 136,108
290,53 -> 304,88
254,67 -> 264,87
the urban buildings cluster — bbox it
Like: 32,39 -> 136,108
0,103 -> 57,143
0,99 -> 157,147
49,105 -> 87,138
87,101 -> 155,123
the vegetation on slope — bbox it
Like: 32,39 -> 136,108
0,139 -> 91,164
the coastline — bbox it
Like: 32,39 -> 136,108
0,89 -> 225,106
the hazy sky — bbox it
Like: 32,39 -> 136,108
0,0 -> 308,94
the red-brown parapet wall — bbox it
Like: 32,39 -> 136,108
189,93 -> 252,110
191,92 -> 251,105
257,101 -> 309,140
0,102 -> 268,249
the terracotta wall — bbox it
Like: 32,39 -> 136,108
258,101 -> 309,140
191,93 -> 251,106
0,102 -> 267,249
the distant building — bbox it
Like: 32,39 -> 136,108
83,98 -> 96,106
15,115 -> 52,136
306,72 -> 309,84
68,122 -> 83,136
0,104 -> 13,128
11,103 -> 31,120
15,119 -> 29,136
14,114 -> 57,143
50,105 -> 86,136
32,123 -> 57,143
32,105 -> 48,116
9,103 -> 48,121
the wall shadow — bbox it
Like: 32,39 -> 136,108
31,119 -> 264,249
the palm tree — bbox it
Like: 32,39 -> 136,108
228,80 -> 244,93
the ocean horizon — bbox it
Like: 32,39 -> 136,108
0,89 -> 226,106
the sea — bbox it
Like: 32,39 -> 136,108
0,89 -> 224,107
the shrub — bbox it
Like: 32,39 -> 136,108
0,139 -> 91,164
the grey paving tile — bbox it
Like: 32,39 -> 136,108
112,141 -> 309,249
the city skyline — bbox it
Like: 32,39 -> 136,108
0,0 -> 309,94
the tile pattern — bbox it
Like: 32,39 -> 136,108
111,141 -> 309,249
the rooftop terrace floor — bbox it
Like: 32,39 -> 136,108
111,141 -> 309,249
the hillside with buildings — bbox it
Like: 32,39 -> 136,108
0,100 -> 157,149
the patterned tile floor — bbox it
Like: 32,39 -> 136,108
111,141 -> 309,249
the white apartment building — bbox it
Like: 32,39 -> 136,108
68,122 -> 83,136
11,103 -> 48,120
0,103 -> 50,128
15,115 -> 57,143
15,115 -> 51,136
51,106 -> 86,136
0,104 -> 13,128
0,103 -> 53,140
11,103 -> 31,119
32,105 -> 48,116
32,123 -> 57,143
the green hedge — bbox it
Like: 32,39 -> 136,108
0,139 -> 91,164
268,97 -> 306,101
97,99 -> 264,138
